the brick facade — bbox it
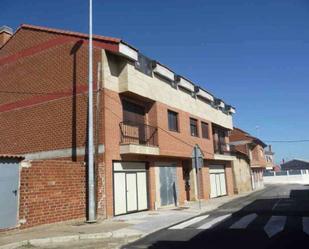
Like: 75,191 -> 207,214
0,160 -> 86,230
0,25 -> 236,230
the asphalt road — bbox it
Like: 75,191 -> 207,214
124,184 -> 309,249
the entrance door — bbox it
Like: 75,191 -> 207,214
0,160 -> 19,229
220,173 -> 227,195
159,164 -> 178,206
209,165 -> 227,198
113,162 -> 148,216
126,173 -> 138,212
210,173 -> 217,198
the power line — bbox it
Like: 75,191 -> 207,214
3,87 -> 308,146
264,140 -> 309,143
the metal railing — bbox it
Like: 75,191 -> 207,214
119,121 -> 158,147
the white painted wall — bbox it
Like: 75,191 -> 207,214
264,171 -> 309,184
120,63 -> 233,129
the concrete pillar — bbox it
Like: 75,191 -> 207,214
176,161 -> 186,205
148,161 -> 157,210
200,166 -> 209,200
189,165 -> 198,201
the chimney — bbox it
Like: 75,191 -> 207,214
268,145 -> 272,152
0,26 -> 13,47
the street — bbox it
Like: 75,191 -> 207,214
124,184 -> 309,249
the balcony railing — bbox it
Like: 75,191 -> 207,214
214,143 -> 230,155
119,121 -> 158,147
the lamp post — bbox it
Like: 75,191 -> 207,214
87,0 -> 96,223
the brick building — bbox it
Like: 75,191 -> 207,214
230,128 -> 267,193
0,24 -> 236,230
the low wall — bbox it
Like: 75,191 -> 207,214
264,170 -> 309,185
19,160 -> 86,228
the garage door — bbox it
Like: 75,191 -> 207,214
0,160 -> 19,229
209,165 -> 227,198
252,169 -> 264,190
158,163 -> 178,207
113,162 -> 148,216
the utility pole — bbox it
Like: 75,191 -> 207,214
87,0 -> 96,223
192,145 -> 202,209
194,146 -> 201,209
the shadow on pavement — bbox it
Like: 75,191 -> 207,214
125,187 -> 309,249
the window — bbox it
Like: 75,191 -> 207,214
134,53 -> 153,76
190,118 -> 198,137
212,125 -> 228,154
122,100 -> 145,124
168,110 -> 179,132
201,122 -> 209,139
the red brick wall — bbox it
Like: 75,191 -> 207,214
199,166 -> 211,200
176,160 -> 186,205
19,160 -> 86,229
155,102 -> 214,159
0,27 -> 107,217
0,28 -> 102,155
148,161 -> 157,210
0,28 -> 59,57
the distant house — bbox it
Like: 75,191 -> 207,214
230,127 -> 268,193
281,159 -> 309,171
265,145 -> 275,170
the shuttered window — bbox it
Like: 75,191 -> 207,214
168,110 -> 179,132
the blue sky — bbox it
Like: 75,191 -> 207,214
2,0 -> 309,163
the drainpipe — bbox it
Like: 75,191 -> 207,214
94,62 -> 102,215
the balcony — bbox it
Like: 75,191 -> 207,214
119,121 -> 160,155
213,142 -> 236,161
214,143 -> 230,155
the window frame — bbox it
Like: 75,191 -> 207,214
201,121 -> 210,139
167,110 -> 179,132
190,118 -> 199,137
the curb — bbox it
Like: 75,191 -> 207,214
0,230 -> 143,249
0,190 -> 261,249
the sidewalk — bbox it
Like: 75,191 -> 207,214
0,191 -> 254,249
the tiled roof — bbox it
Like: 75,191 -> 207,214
230,127 -> 267,148
20,24 -> 122,44
0,154 -> 24,159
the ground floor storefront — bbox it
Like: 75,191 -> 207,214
108,157 -> 235,217
110,159 -> 186,216
0,155 -> 236,231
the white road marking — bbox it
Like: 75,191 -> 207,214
302,217 -> 309,235
272,199 -> 281,211
230,213 -> 258,229
169,215 -> 209,230
197,214 -> 232,230
264,216 -> 286,238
